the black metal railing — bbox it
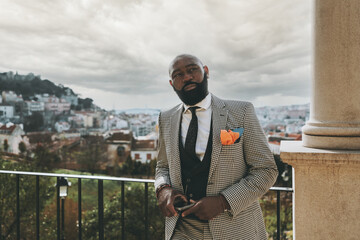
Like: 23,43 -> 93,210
0,170 -> 292,240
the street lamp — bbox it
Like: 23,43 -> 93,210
56,177 -> 71,240
58,177 -> 71,198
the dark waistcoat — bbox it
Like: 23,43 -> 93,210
179,121 -> 213,201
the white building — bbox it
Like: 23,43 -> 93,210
284,119 -> 305,134
129,114 -> 158,137
24,101 -> 45,115
0,123 -> 28,154
45,100 -> 71,113
0,105 -> 14,118
131,139 -> 157,164
2,91 -> 23,103
35,94 -> 71,113
103,115 -> 128,131
55,121 -> 71,133
75,111 -> 102,128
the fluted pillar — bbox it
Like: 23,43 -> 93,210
302,0 -> 360,150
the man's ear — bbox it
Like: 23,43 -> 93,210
169,80 -> 173,87
203,65 -> 209,78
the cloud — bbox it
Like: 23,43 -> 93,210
0,0 -> 312,109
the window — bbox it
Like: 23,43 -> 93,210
146,153 -> 151,160
117,146 -> 125,156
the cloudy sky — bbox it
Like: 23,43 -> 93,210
0,0 -> 312,110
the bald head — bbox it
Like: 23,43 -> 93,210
168,54 -> 204,76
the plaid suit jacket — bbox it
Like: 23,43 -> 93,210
155,95 -> 278,240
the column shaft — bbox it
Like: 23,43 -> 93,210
302,0 -> 360,149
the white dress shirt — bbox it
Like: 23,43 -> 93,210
181,93 -> 212,161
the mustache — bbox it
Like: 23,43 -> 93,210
181,81 -> 200,91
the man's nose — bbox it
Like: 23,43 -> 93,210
182,72 -> 193,82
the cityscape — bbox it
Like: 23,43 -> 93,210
0,71 -> 296,238
0,71 -> 307,175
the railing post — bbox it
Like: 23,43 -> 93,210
277,190 -> 281,240
98,180 -> 104,240
57,177 -> 60,240
16,175 -> 20,240
121,181 -> 125,240
78,178 -> 82,240
145,182 -> 149,240
36,176 -> 40,240
0,201 -> 1,240
61,198 -> 65,240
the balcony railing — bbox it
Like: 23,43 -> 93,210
0,170 -> 293,240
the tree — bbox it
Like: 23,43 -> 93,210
76,137 -> 106,174
24,112 -> 44,132
78,98 -> 93,110
18,141 -> 26,156
0,158 -> 55,239
3,139 -> 9,152
121,156 -> 135,176
33,144 -> 57,170
149,159 -> 157,177
83,182 -> 165,240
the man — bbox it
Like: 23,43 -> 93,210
155,54 -> 278,240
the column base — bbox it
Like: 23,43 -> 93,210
280,141 -> 360,240
302,123 -> 360,150
303,134 -> 360,150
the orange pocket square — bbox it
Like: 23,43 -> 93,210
220,130 -> 240,145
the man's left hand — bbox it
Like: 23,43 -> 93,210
181,195 -> 229,220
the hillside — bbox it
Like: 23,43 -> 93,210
0,71 -> 75,100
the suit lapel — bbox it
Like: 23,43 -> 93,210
169,104 -> 183,186
208,95 -> 228,182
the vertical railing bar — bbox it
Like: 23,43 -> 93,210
78,178 -> 82,240
277,190 -> 281,240
57,177 -> 60,240
98,180 -> 104,240
16,175 -> 20,240
0,180 -> 2,240
61,198 -> 65,240
36,175 -> 40,240
121,181 -> 125,240
144,182 -> 149,240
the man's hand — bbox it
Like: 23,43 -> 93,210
157,187 -> 187,217
181,195 -> 230,220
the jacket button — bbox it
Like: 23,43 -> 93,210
186,178 -> 191,183
189,193 -> 193,198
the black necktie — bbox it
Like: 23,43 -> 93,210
185,107 -> 199,156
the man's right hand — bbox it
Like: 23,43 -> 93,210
157,187 -> 187,217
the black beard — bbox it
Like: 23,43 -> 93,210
173,73 -> 209,106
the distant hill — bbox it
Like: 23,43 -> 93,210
0,71 -> 76,100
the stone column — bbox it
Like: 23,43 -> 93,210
280,1 -> 360,239
302,0 -> 360,150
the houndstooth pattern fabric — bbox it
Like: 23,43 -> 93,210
155,95 -> 278,240
172,217 -> 212,239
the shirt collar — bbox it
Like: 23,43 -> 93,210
183,93 -> 212,113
